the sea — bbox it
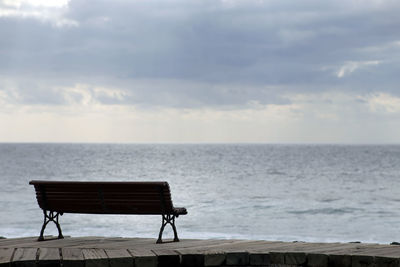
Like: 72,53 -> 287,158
1,143 -> 400,244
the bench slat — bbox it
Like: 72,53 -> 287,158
33,183 -> 167,190
40,201 -> 168,206
42,207 -> 171,215
42,195 -> 163,202
36,193 -> 172,199
36,193 -> 171,196
40,202 -> 171,212
36,193 -> 172,200
37,199 -> 172,204
36,187 -> 165,192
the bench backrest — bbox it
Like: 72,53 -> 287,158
29,180 -> 175,215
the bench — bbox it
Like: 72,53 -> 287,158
29,180 -> 187,243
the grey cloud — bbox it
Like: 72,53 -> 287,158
0,74 -> 290,108
1,0 -> 400,107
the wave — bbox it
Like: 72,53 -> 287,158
287,207 -> 364,215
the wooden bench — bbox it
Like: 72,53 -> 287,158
29,180 -> 187,243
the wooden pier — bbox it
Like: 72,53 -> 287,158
1,236 -> 400,267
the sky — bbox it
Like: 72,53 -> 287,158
1,0 -> 400,143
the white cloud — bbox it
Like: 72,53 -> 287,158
364,93 -> 400,114
57,84 -> 129,106
0,90 -> 7,104
278,29 -> 316,46
1,89 -> 399,143
359,40 -> 400,53
0,86 -> 21,106
60,84 -> 93,106
2,0 -> 69,8
1,0 -> 400,143
283,91 -> 362,122
336,60 -> 381,78
0,0 -> 78,27
93,87 -> 127,101
0,101 -> 299,143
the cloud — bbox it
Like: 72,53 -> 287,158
364,93 -> 400,114
336,60 -> 381,78
2,0 -> 400,85
1,90 -> 399,143
2,0 -> 69,8
1,0 -> 400,142
0,0 -> 78,27
2,0 -> 400,108
59,84 -> 129,106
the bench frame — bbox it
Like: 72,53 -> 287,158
40,210 -> 64,241
30,180 -> 187,243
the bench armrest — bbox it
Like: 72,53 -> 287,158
173,207 -> 187,216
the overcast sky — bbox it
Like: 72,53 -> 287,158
1,0 -> 400,143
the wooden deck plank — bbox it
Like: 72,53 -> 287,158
82,248 -> 109,267
329,254 -> 352,267
0,237 -> 66,249
188,240 -> 264,255
0,248 -> 15,266
52,237 -> 155,249
105,249 -> 134,267
141,239 -> 236,254
246,241 -> 342,253
38,248 -> 60,267
176,239 -> 259,253
307,252 -> 328,267
249,252 -> 271,266
349,245 -> 400,257
171,242 -> 228,267
61,248 -> 84,267
61,248 -> 84,261
81,237 -> 156,249
0,237 -> 40,248
176,240 -> 277,266
12,248 -> 38,267
244,241 -> 359,265
128,248 -> 157,267
193,241 -> 257,267
374,256 -> 400,267
203,252 -> 226,267
320,243 -> 383,256
58,236 -> 116,248
176,240 -> 269,267
143,239 -> 233,250
151,248 -> 180,267
174,247 -> 225,267
38,248 -> 60,260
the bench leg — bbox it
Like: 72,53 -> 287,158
38,210 -> 64,241
157,214 -> 179,243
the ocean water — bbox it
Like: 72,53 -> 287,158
1,143 -> 400,244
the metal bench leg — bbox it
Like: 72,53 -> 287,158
38,210 -> 64,241
157,214 -> 179,243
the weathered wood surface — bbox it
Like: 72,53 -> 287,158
0,248 -> 14,267
1,237 -> 400,267
62,247 -> 84,267
82,248 -> 109,267
105,249 -> 134,267
12,247 -> 38,267
37,247 -> 60,267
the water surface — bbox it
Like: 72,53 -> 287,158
1,143 -> 399,243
